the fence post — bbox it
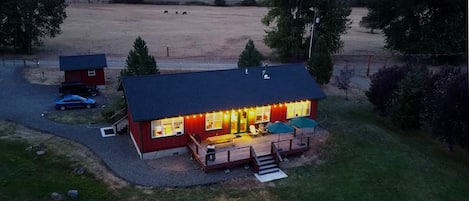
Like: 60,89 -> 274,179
166,47 -> 169,57
367,55 -> 372,77
289,140 -> 292,150
227,150 -> 231,162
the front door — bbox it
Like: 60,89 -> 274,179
230,111 -> 247,133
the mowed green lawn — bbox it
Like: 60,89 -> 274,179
1,96 -> 468,201
273,97 -> 469,201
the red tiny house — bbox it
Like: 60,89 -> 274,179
59,54 -> 108,87
121,64 -> 327,160
64,69 -> 106,86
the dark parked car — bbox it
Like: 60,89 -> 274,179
59,82 -> 98,97
55,95 -> 96,111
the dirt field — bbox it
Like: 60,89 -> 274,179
38,4 -> 387,62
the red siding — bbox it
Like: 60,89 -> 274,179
310,100 -> 318,119
135,99 -> 321,154
270,104 -> 287,122
184,114 -> 230,140
128,107 -> 142,151
64,69 -> 105,85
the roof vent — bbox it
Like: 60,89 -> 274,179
262,67 -> 270,80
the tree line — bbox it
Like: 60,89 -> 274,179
366,65 -> 469,151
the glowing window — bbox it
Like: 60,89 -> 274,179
88,69 -> 96,76
151,117 -> 184,138
286,101 -> 311,119
255,106 -> 271,123
206,112 -> 223,131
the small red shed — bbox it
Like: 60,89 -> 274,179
59,54 -> 108,87
121,64 -> 327,160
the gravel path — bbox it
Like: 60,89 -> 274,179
0,61 -> 252,187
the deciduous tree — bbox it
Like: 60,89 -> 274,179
362,0 -> 467,61
0,0 -> 67,53
335,64 -> 354,100
365,65 -> 409,115
422,67 -> 469,151
262,0 -> 351,62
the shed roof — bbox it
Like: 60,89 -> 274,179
121,64 -> 327,122
59,54 -> 108,71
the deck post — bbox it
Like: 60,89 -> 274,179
289,140 -> 292,150
196,144 -> 199,154
307,136 -> 310,147
227,150 -> 231,162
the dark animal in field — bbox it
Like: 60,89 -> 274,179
182,12 -> 187,15
175,11 -> 178,14
164,10 -> 168,14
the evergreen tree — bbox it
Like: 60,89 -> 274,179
262,0 -> 351,62
390,66 -> 428,130
237,39 -> 263,68
307,36 -> 332,84
0,0 -> 67,53
121,37 -> 159,76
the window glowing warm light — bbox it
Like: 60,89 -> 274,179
151,117 -> 184,138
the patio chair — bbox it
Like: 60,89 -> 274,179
258,123 -> 268,135
249,125 -> 260,137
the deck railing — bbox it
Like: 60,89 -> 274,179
250,146 -> 261,172
187,133 -> 313,172
204,145 -> 252,166
272,136 -> 311,154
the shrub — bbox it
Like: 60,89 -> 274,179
214,0 -> 226,6
184,1 -> 210,5
239,0 -> 258,6
365,65 -> 409,115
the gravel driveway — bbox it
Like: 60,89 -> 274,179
0,61 -> 252,187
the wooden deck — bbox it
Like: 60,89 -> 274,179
187,132 -> 312,172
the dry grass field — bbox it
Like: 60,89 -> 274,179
38,4 -> 387,62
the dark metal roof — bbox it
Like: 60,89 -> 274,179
59,54 -> 108,71
122,64 -> 327,122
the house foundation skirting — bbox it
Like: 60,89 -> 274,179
141,147 -> 188,160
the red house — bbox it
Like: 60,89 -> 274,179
121,64 -> 326,160
59,54 -> 108,87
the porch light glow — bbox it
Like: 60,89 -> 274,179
192,115 -> 196,118
199,114 -> 203,117
186,116 -> 190,119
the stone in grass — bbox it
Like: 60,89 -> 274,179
50,192 -> 64,201
67,190 -> 79,199
35,150 -> 46,156
73,167 -> 85,175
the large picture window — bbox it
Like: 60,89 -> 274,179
151,117 -> 184,138
206,112 -> 223,131
286,101 -> 311,119
255,106 -> 271,123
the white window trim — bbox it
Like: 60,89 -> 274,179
205,112 -> 223,131
255,106 -> 271,123
151,117 -> 184,139
88,69 -> 96,77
